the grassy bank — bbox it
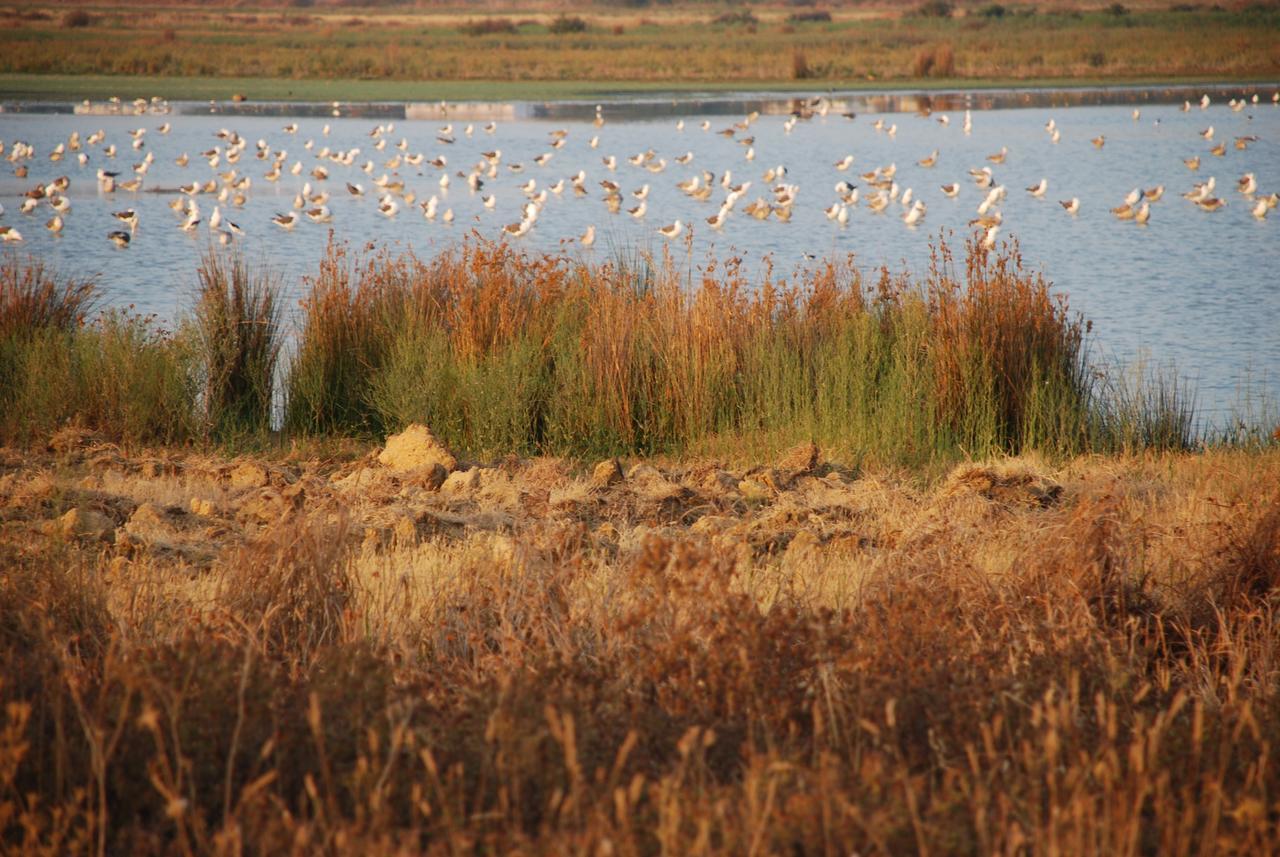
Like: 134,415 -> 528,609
2,425 -> 1279,854
3,239 -> 1235,467
2,72 -> 1273,104
2,4 -> 1277,96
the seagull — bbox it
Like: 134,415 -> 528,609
1091,136 -> 1105,149
657,220 -> 683,239
1134,202 -> 1151,225
1027,178 -> 1048,198
580,225 -> 596,247
987,146 -> 1008,164
628,201 -> 647,219
1060,197 -> 1080,214
1144,185 -> 1165,202
941,183 -> 959,198
0,226 -> 22,242
1124,188 -> 1143,206
45,215 -> 63,234
834,155 -> 854,171
918,150 -> 939,168
272,212 -> 297,230
1238,173 -> 1257,195
1252,198 -> 1270,220
1184,156 -> 1201,171
108,230 -> 130,247
902,201 -> 926,227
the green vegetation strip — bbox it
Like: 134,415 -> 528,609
2,73 -> 1275,104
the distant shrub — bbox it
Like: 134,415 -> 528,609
1169,2 -> 1202,9
980,3 -> 1008,17
549,14 -> 588,34
1107,2 -> 1129,14
460,17 -> 518,37
612,24 -> 625,35
793,50 -> 813,79
60,9 -> 92,28
788,10 -> 833,22
913,43 -> 956,77
713,10 -> 759,25
916,1 -> 954,18
1086,49 -> 1107,66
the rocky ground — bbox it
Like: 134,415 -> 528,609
3,423 -> 1273,610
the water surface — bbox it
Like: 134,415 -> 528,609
2,84 -> 1277,422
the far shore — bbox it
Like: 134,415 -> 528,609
3,73 -> 1278,105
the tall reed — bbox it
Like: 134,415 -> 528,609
189,251 -> 283,440
362,237 -> 1101,463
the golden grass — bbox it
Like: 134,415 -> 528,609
2,4 -> 1277,85
2,432 -> 1279,853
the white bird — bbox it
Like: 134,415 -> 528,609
0,226 -> 23,242
834,155 -> 854,171
657,220 -> 683,239
981,224 -> 1000,249
903,201 -> 926,227
580,225 -> 596,247
1060,197 -> 1080,215
628,201 -> 647,219
1124,188 -> 1143,206
1027,178 -> 1048,198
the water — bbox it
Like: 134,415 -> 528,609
2,84 -> 1278,422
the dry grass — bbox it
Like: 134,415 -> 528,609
1,4 -> 1276,84
1,431 -> 1279,854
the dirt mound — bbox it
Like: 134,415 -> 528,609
378,424 -> 458,473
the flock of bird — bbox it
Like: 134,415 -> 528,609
1,89 -> 1276,254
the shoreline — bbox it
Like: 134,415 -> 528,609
3,73 -> 1278,106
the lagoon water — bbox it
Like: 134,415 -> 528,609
2,85 -> 1278,423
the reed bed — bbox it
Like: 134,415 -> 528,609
0,241 -> 1231,462
293,236 -> 1108,463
